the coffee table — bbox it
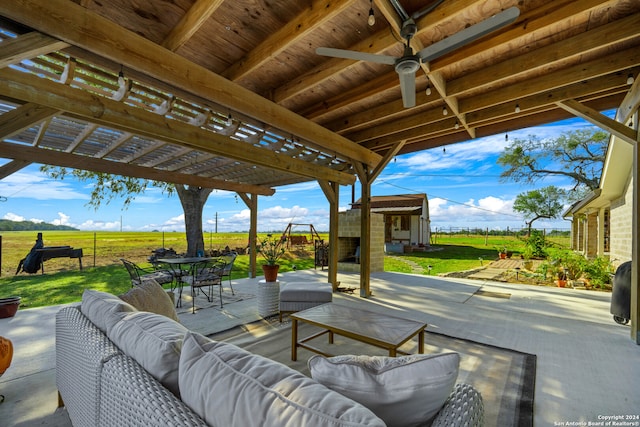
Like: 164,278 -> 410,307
290,303 -> 427,361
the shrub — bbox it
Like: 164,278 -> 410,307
523,229 -> 547,258
582,256 -> 614,288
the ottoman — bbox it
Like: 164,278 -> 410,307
279,281 -> 333,321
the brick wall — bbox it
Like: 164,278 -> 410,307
337,210 -> 385,272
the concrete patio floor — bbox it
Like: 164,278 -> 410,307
1,269 -> 638,426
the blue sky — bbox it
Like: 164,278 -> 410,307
0,115 -> 604,233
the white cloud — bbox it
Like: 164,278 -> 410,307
77,219 -> 121,231
429,196 -> 521,229
0,171 -> 88,200
3,212 -> 25,221
164,214 -> 185,227
51,212 -> 72,226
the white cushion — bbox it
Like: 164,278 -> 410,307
81,289 -> 136,334
179,331 -> 385,427
119,279 -> 179,322
308,353 -> 460,427
108,311 -> 187,397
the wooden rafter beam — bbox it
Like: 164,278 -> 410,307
0,140 -> 275,195
0,31 -> 69,68
223,0 -> 353,82
448,11 -> 640,96
361,72 -> 635,150
0,159 -> 31,179
618,72 -> 640,125
0,102 -> 58,140
461,46 -> 640,114
162,0 -> 224,52
0,67 -> 356,185
342,48 -> 640,145
304,0 -> 613,127
275,0 -> 477,104
557,99 -> 637,146
0,0 -> 381,169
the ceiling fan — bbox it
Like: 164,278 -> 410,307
316,1 -> 520,108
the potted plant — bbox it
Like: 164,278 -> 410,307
497,246 -> 507,260
556,269 -> 567,288
257,234 -> 286,282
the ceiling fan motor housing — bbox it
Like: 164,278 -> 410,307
395,57 -> 420,74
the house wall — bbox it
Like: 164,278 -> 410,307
609,177 -> 634,267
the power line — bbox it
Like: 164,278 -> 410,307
380,172 -> 503,178
377,179 -> 523,219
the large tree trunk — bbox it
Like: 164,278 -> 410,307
175,185 -> 213,256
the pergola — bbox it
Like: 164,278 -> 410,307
0,0 -> 639,342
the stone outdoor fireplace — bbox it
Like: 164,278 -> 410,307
337,209 -> 384,273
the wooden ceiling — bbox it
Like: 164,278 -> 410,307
0,0 -> 639,196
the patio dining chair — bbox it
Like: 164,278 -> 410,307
182,259 -> 226,314
219,251 -> 237,295
120,258 -> 174,287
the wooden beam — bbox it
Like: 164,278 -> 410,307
0,159 -> 31,179
557,99 -> 637,146
461,46 -> 640,114
0,0 -> 381,168
448,12 -> 640,96
0,140 -> 275,195
0,102 -> 58,139
370,140 -> 405,182
618,73 -> 640,125
0,67 -> 356,185
275,0 -> 477,104
238,193 -> 258,278
0,31 -> 69,68
162,0 -> 224,51
318,179 -> 339,291
223,0 -> 353,82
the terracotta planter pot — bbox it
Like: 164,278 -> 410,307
261,264 -> 280,282
555,280 -> 567,288
0,297 -> 21,319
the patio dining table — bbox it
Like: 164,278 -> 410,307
157,257 -> 212,307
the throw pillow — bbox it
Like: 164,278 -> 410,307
81,289 -> 136,334
178,331 -> 385,427
308,353 -> 460,427
119,279 -> 179,322
108,311 -> 187,397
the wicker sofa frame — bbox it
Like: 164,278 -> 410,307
56,304 -> 484,426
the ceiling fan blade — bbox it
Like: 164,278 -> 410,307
316,47 -> 396,65
418,6 -> 520,62
398,71 -> 416,108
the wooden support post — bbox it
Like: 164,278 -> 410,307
318,180 -> 339,291
238,193 -> 258,279
632,129 -> 639,344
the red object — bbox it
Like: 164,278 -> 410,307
0,297 -> 21,319
261,265 -> 280,282
0,336 -> 12,375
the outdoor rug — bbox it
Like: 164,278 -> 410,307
210,321 -> 536,427
175,286 -> 255,314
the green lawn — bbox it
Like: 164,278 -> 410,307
0,230 -> 571,309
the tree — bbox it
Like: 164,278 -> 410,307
40,166 -> 213,256
513,186 -> 567,234
497,129 -> 608,200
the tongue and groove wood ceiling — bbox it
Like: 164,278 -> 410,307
0,0 -> 639,195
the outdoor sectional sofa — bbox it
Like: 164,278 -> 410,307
55,282 -> 484,427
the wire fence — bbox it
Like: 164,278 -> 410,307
430,226 -> 571,246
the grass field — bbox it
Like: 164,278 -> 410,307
0,230 -> 570,309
